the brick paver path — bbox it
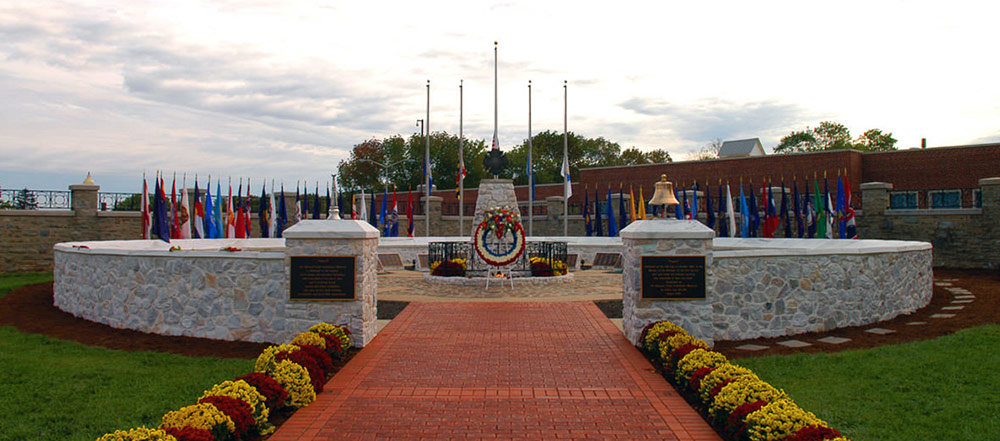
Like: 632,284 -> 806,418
271,302 -> 720,441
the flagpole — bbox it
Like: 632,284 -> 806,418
494,41 -> 498,145
425,79 -> 430,237
528,79 -> 533,237
563,80 -> 568,236
459,79 -> 464,236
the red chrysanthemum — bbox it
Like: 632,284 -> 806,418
198,395 -> 254,438
657,329 -> 682,341
318,333 -> 344,356
296,344 -> 334,373
276,350 -> 325,393
726,400 -> 768,437
785,425 -> 843,441
163,426 -> 214,441
689,366 -> 716,393
639,322 -> 660,342
340,325 -> 351,335
669,343 -> 703,366
236,372 -> 288,410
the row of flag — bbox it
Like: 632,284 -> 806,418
583,175 -> 857,239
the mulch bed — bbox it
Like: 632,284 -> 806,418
714,268 -> 1000,359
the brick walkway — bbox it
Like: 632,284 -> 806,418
271,302 -> 720,441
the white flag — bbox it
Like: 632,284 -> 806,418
561,153 -> 572,199
268,185 -> 277,238
726,184 -> 736,237
359,188 -> 368,221
179,175 -> 191,239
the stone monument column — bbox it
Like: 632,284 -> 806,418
620,218 -> 716,346
282,219 -> 379,347
474,179 -> 520,219
69,173 -> 100,216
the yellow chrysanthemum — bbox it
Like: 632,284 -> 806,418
698,363 -> 757,403
308,323 -> 351,351
745,399 -> 828,441
643,321 -> 686,352
658,333 -> 699,361
675,349 -> 728,384
201,380 -> 270,428
709,376 -> 788,420
291,331 -> 327,350
160,403 -> 236,435
96,426 -> 177,441
269,359 -> 316,408
253,344 -> 301,373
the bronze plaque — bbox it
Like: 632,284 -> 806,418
289,256 -> 356,301
641,255 -> 706,300
592,252 -> 622,268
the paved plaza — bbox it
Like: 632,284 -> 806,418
270,301 -> 720,441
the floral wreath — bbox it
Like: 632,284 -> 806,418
474,207 -> 526,267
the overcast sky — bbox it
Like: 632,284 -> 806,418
1,1 -> 998,192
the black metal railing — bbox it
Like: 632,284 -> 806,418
99,192 -> 142,211
0,189 -> 71,209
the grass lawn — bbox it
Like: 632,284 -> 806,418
738,325 -> 1000,441
0,273 -> 254,441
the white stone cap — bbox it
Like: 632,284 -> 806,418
619,219 -> 715,240
480,178 -> 514,184
860,182 -> 893,190
979,177 -> 1000,186
68,184 -> 100,191
282,219 -> 379,239
54,238 -> 285,258
714,237 -> 931,257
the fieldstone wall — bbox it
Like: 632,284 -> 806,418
53,247 -> 292,343
710,248 -> 933,340
474,179 -> 520,219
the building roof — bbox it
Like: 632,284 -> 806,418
719,138 -> 764,157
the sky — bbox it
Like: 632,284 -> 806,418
1,0 -> 998,193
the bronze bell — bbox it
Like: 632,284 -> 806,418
648,174 -> 679,218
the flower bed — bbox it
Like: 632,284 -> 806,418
529,257 -> 567,277
430,258 -> 467,277
638,321 -> 852,441
96,323 -> 353,441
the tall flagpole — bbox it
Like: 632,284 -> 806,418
425,79 -> 430,237
563,80 -> 569,236
494,41 -> 498,147
459,79 -> 464,236
528,80 -> 533,236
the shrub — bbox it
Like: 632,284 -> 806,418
667,341 -> 709,373
294,344 -> 334,374
200,380 -> 269,428
744,399 -> 827,441
308,323 -> 352,353
235,373 -> 288,411
253,344 -> 301,374
785,425 -> 845,441
726,400 -> 769,439
642,321 -> 686,353
197,396 -> 253,439
658,333 -> 698,365
709,376 -> 787,422
96,427 -> 178,441
266,360 -> 315,408
162,427 -> 213,441
689,366 -> 717,393
675,349 -> 727,385
160,403 -> 235,441
275,350 -> 325,393
698,363 -> 756,404
290,332 -> 327,350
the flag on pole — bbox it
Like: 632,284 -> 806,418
360,189 -> 368,222
351,193 -> 358,220
326,184 -> 332,219
277,183 -> 287,238
153,172 -> 171,243
606,186 -> 618,237
762,184 -> 776,238
193,177 -> 205,239
141,174 -> 151,239
380,187 -> 388,236
749,183 -> 759,237
844,176 -> 857,239
227,181 -> 236,238
268,183 -> 277,238
629,185 -> 638,224
781,182 -> 791,238
337,189 -> 344,221
368,191 -> 377,229
706,183 -> 715,230
389,187 -> 399,237
179,175 -> 191,239
170,174 -> 179,239
717,184 -> 727,237
235,179 -> 246,239
619,183 -> 627,226
726,184 -> 736,237
739,184 -> 749,238
312,182 -> 321,220
691,182 -> 699,222
836,176 -> 846,239
794,181 -> 803,238
675,188 -> 683,220
294,183 -> 302,223
583,185 -> 592,236
561,150 -> 572,199
244,179 -> 252,238
825,179 -> 834,239
407,188 -> 414,237
214,181 -> 224,238
259,183 -> 269,238
204,178 -> 216,239
638,186 -> 647,220
682,190 -> 691,220
594,188 -> 603,236
811,179 -> 822,238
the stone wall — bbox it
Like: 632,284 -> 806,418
710,247 -> 932,340
0,209 -> 138,274
858,178 -> 1000,268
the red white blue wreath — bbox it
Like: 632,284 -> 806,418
474,209 -> 526,267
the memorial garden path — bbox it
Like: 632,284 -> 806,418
269,301 -> 721,441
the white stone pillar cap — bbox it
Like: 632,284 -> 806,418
619,218 -> 715,240
979,177 -> 1000,186
282,219 -> 379,239
859,182 -> 893,190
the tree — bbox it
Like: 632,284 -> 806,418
691,138 -> 724,160
774,122 -> 899,154
14,189 -> 38,210
855,128 -> 898,152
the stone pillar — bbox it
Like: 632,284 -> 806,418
546,196 -> 564,221
69,183 -> 100,216
860,182 -> 893,215
282,219 -> 380,347
620,218 -> 715,346
980,178 -> 1000,267
474,179 -> 519,219
421,195 -> 442,236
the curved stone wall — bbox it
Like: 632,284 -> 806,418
710,245 -> 932,340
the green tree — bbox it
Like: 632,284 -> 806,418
813,121 -> 853,150
774,130 -> 819,153
691,138 -> 724,160
14,189 -> 38,210
855,128 -> 898,152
